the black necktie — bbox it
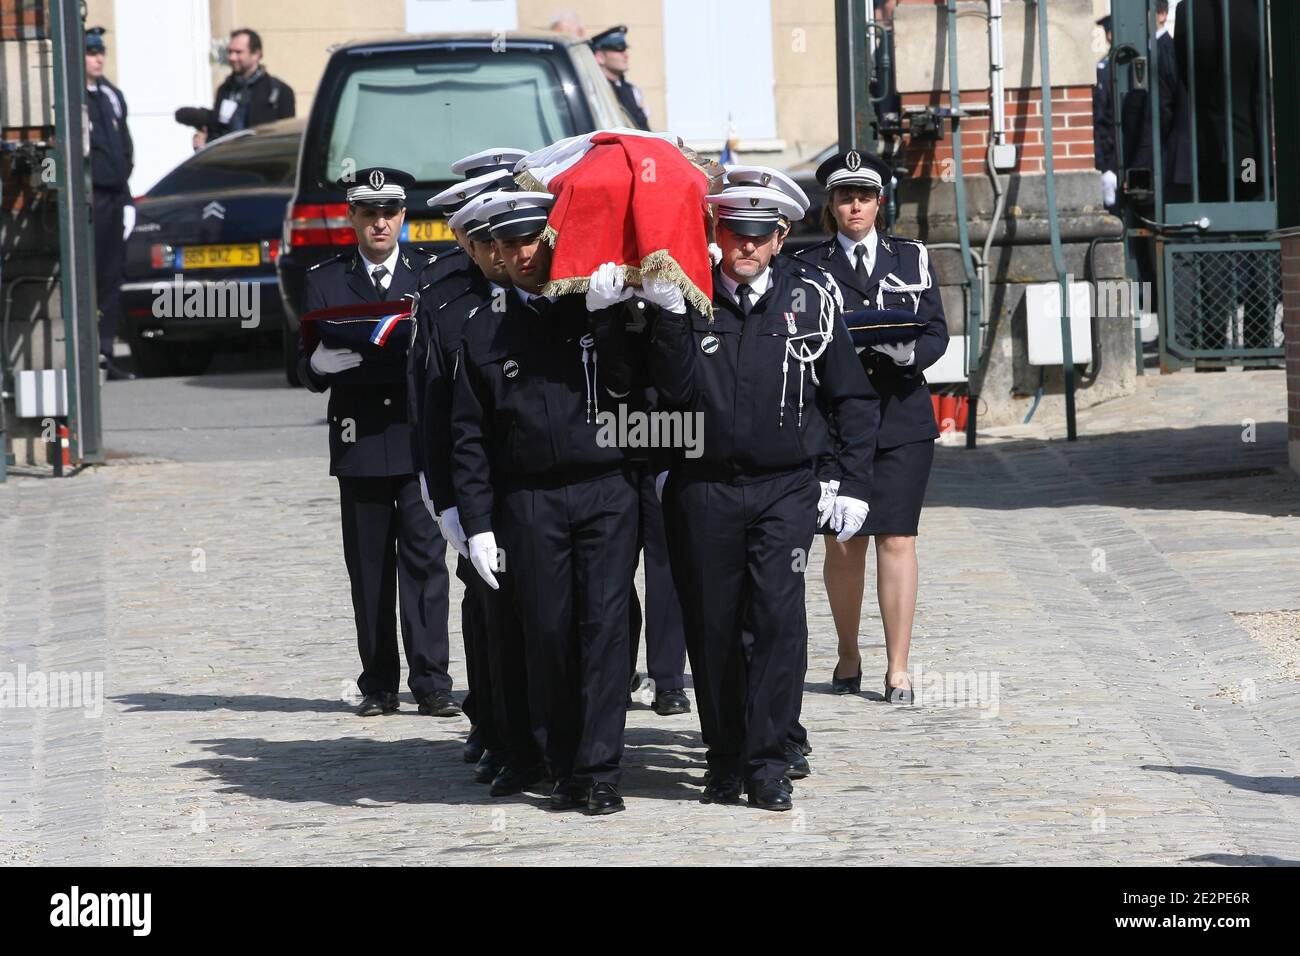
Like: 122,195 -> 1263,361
371,265 -> 389,298
529,295 -> 551,317
736,283 -> 753,316
854,243 -> 870,286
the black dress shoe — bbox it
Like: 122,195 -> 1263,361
417,690 -> 462,717
701,774 -> 743,804
884,674 -> 915,705
786,747 -> 811,780
653,688 -> 691,716
549,779 -> 589,811
831,661 -> 862,694
586,782 -> 625,815
747,780 -> 793,811
474,751 -> 503,785
463,736 -> 485,764
101,356 -> 135,381
489,763 -> 544,797
357,691 -> 398,716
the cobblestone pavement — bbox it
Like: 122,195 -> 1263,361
2,369 -> 1298,866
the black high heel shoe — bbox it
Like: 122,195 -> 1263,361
884,673 -> 914,705
831,662 -> 862,695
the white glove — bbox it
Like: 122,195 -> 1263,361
655,470 -> 668,502
122,204 -> 136,240
871,342 -> 916,367
639,276 -> 686,315
829,495 -> 870,543
585,261 -> 633,311
436,505 -> 469,559
817,479 -> 840,528
309,342 -> 362,376
468,531 -> 501,590
707,242 -> 723,267
418,474 -> 437,521
1101,169 -> 1118,207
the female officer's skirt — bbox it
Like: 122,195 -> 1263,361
825,438 -> 935,538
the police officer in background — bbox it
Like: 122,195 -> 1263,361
647,183 -> 880,811
591,25 -> 649,131
299,167 -> 459,719
452,192 -> 644,814
1092,15 -> 1119,209
192,28 -> 295,149
795,149 -> 948,706
84,27 -> 135,380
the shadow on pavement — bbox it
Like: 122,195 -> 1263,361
1141,763 -> 1300,797
176,728 -> 709,808
114,692 -> 360,715
1185,852 -> 1300,866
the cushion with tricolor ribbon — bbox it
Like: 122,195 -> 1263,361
299,298 -> 415,385
841,308 -> 927,350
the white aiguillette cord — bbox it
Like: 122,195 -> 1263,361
579,333 -> 598,424
875,241 -> 931,311
779,275 -> 837,428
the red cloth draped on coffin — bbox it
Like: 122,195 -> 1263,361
524,131 -> 713,316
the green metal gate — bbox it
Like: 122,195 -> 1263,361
1110,0 -> 1282,370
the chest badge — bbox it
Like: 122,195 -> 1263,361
503,359 -> 520,379
700,334 -> 719,355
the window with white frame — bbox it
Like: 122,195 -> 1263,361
661,0 -> 777,142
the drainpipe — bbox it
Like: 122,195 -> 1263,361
1036,0 -> 1078,440
945,0 -> 984,448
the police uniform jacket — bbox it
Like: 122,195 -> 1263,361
794,234 -> 947,450
415,268 -> 500,514
407,246 -> 481,489
87,77 -> 133,192
650,262 -> 880,503
299,245 -> 434,478
451,291 -> 642,537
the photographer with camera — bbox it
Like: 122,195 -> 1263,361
183,28 -> 294,150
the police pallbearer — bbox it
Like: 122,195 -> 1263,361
645,183 -> 880,811
299,167 -> 459,719
416,174 -> 548,796
794,149 -> 949,705
718,164 -> 831,781
451,193 -> 644,814
411,150 -> 526,777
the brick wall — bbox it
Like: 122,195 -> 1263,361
0,0 -> 44,40
1284,233 -> 1300,472
900,84 -> 1097,180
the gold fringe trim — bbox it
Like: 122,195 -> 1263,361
514,169 -> 546,192
540,223 -> 558,248
540,244 -> 714,321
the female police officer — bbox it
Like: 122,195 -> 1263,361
794,150 -> 948,705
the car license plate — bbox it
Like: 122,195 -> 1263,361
404,219 -> 454,243
180,243 -> 261,269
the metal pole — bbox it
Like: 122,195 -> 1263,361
1222,0 -> 1236,203
945,0 -> 982,448
1036,0 -> 1077,440
48,0 -> 103,466
835,0 -> 874,151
